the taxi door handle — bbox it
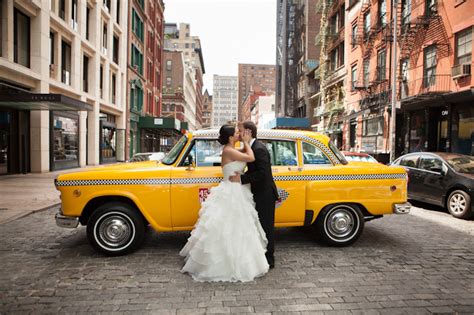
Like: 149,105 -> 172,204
288,166 -> 303,172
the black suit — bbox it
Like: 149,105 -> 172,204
241,139 -> 278,265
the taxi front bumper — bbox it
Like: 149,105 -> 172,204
55,211 -> 79,228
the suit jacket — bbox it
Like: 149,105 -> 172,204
241,140 -> 279,201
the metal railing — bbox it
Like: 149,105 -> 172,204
399,74 -> 452,100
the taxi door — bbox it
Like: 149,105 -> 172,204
170,139 -> 223,230
259,139 -> 306,226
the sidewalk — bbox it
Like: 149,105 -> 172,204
0,166 -> 103,225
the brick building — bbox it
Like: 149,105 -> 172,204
344,0 -> 473,161
127,0 -> 165,157
201,89 -> 212,129
237,64 -> 276,120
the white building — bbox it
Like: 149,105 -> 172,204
212,75 -> 238,127
251,94 -> 276,128
0,0 -> 128,174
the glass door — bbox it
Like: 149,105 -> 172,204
0,111 -> 10,175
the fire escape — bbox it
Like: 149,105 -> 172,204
315,0 -> 345,133
397,0 -> 447,104
352,0 -> 394,116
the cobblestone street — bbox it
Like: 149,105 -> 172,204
1,206 -> 473,314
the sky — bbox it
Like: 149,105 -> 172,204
163,0 -> 277,93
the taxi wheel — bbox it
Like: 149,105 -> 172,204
315,204 -> 364,247
447,190 -> 473,219
87,202 -> 145,256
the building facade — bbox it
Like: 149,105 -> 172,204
241,90 -> 266,121
237,63 -> 276,120
276,0 -> 321,120
251,94 -> 276,128
0,0 -> 128,174
127,0 -> 164,157
201,89 -> 212,128
343,0 -> 473,161
164,23 -> 205,131
212,75 -> 238,127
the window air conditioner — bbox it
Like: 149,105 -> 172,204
452,63 -> 471,79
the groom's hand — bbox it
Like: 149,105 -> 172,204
229,173 -> 241,183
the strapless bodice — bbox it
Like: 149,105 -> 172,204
222,161 -> 246,180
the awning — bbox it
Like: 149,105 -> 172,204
265,117 -> 310,130
0,93 -> 93,111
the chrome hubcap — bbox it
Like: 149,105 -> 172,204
327,209 -> 354,238
450,194 -> 466,214
98,215 -> 132,248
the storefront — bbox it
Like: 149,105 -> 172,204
398,90 -> 474,156
0,83 -> 92,174
137,117 -> 188,154
100,113 -> 118,164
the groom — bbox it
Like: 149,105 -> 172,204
230,121 -> 279,269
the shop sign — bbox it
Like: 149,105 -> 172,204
154,118 -> 163,125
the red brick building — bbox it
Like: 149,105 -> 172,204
241,90 -> 267,122
345,0 -> 473,160
126,0 -> 164,157
238,64 -> 276,120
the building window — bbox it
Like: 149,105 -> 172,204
113,35 -> 119,64
103,0 -> 111,11
423,45 -> 437,87
83,55 -> 89,92
116,0 -> 120,24
425,0 -> 437,16
378,0 -> 387,28
132,9 -> 144,42
100,65 -> 104,98
148,61 -> 153,82
363,11 -> 371,39
61,40 -> 71,85
351,65 -> 357,91
363,58 -> 370,87
102,22 -> 108,51
401,0 -> 411,30
59,0 -> 65,20
166,60 -> 172,71
455,27 -> 472,65
137,0 -> 144,9
351,23 -> 358,47
14,9 -> 30,68
130,83 -> 144,112
166,77 -> 171,86
49,32 -> 54,66
376,49 -> 386,82
86,6 -> 91,40
131,44 -> 143,75
52,113 -> 79,170
111,73 -> 116,104
71,0 -> 78,30
330,47 -> 339,71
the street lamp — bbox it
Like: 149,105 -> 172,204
389,0 -> 399,163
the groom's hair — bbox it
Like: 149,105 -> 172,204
242,121 -> 257,138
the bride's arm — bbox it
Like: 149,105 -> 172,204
224,142 -> 255,163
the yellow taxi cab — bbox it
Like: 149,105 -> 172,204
55,129 -> 410,255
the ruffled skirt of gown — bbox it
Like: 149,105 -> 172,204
179,181 -> 269,282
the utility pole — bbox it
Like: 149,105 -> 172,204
389,0 -> 398,163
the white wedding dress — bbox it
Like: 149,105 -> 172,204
180,160 -> 269,282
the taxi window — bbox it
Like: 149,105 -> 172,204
399,155 -> 419,168
181,139 -> 222,167
261,140 -> 297,166
302,142 -> 331,165
419,156 -> 442,171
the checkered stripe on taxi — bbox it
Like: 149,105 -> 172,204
55,173 -> 405,187
273,173 -> 407,181
55,179 -> 171,186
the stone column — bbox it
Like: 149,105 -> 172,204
30,1 -> 51,173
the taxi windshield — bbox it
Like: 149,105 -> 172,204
161,135 -> 188,165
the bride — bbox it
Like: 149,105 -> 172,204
179,124 -> 269,282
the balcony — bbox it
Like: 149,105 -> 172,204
313,106 -> 324,117
315,0 -> 334,13
324,99 -> 344,114
399,74 -> 451,103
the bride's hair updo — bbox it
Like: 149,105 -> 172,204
218,124 -> 235,145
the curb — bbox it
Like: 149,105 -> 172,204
0,203 -> 61,225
